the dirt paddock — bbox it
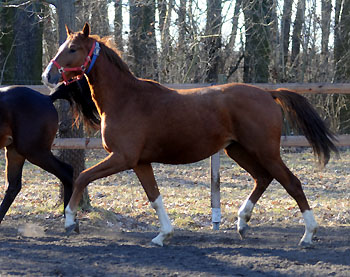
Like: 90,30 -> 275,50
0,149 -> 349,276
0,219 -> 349,276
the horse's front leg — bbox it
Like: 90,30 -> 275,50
65,152 -> 130,233
134,164 -> 174,246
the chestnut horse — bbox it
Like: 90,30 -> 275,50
0,76 -> 99,223
42,23 -> 337,247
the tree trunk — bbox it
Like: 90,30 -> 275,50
280,0 -> 293,81
55,0 -> 91,210
176,0 -> 187,82
333,0 -> 350,134
91,1 -> 110,37
0,6 -> 15,85
114,0 -> 124,51
158,0 -> 173,83
205,0 -> 222,83
320,0 -> 332,81
129,0 -> 159,80
0,3 -> 43,85
224,0 -> 242,80
269,0 -> 281,82
12,3 -> 43,85
242,0 -> 272,83
290,0 -> 305,81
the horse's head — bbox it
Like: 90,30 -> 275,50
42,23 -> 96,87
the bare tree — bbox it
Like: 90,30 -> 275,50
114,0 -> 124,51
320,0 -> 332,81
0,6 -> 15,84
129,0 -> 159,80
242,0 -> 273,83
224,0 -> 243,81
46,0 -> 90,209
290,0 -> 305,81
333,0 -> 350,133
205,0 -> 222,83
280,0 -> 293,81
158,0 -> 173,82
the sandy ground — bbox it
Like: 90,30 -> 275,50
0,217 -> 349,276
0,149 -> 349,276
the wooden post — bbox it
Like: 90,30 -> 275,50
210,152 -> 221,230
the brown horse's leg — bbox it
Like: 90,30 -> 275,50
133,164 -> 174,246
0,146 -> 25,223
225,143 -> 273,238
257,153 -> 318,246
65,152 -> 131,232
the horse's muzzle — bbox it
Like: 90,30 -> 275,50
42,63 -> 61,88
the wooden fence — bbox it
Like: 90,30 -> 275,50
3,83 -> 350,230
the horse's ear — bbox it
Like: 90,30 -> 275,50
65,25 -> 72,36
82,23 -> 90,37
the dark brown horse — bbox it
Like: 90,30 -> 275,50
0,76 -> 99,223
42,23 -> 337,247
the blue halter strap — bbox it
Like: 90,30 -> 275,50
86,42 -> 101,74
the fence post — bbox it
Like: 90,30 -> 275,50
210,74 -> 226,230
210,152 -> 221,230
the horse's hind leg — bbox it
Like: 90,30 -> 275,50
133,163 -> 174,246
258,153 -> 318,246
26,151 -> 74,213
0,146 -> 25,223
225,143 -> 273,238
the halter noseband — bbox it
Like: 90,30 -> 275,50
52,41 -> 100,85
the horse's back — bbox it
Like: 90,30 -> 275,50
0,86 -> 58,153
0,86 -> 54,109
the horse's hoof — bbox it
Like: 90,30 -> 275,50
238,225 -> 250,240
299,240 -> 314,249
150,240 -> 163,247
151,230 -> 174,247
65,220 -> 79,235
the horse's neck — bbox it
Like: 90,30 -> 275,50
87,62 -> 138,112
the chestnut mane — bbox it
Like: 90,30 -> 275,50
89,35 -> 133,77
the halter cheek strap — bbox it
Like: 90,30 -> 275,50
52,41 -> 100,85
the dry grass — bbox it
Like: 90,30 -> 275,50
0,148 -> 349,232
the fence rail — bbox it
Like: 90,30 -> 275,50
3,82 -> 350,95
51,135 -> 350,149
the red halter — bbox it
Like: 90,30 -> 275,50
51,41 -> 97,85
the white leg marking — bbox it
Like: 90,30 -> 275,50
237,199 -> 254,236
300,210 -> 318,245
150,195 -> 174,246
64,205 -> 76,229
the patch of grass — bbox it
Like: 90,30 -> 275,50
0,148 -> 349,231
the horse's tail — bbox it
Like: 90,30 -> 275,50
49,76 -> 100,130
270,88 -> 338,167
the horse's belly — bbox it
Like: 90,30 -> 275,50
143,134 -> 231,165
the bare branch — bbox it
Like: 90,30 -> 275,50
226,54 -> 244,80
0,34 -> 17,85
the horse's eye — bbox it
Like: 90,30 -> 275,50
69,48 -> 76,53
